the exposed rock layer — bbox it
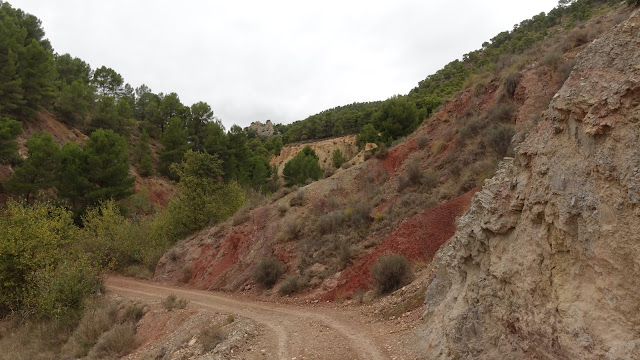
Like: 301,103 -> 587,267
421,11 -> 640,360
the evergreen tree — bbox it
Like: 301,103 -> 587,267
90,96 -> 131,133
19,39 -> 57,114
135,129 -> 154,176
0,49 -> 24,115
159,116 -> 190,179
158,92 -> 186,133
332,149 -> 345,168
82,129 -> 134,204
0,117 -> 22,164
356,123 -> 380,147
53,79 -> 92,126
139,154 -> 154,177
160,150 -> 244,241
56,142 -> 90,214
282,146 -> 324,186
188,101 -> 214,150
4,132 -> 59,202
54,53 -> 91,86
371,95 -> 419,145
92,66 -> 123,98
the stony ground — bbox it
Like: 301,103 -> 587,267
107,276 -> 428,360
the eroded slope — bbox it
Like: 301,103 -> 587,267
420,11 -> 640,360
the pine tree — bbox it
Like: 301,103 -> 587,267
56,142 -> 90,214
159,117 -> 190,179
82,129 -> 135,204
0,117 -> 22,164
4,132 -> 60,202
282,146 -> 324,186
135,129 -> 154,177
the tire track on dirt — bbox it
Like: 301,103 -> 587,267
106,277 -> 385,360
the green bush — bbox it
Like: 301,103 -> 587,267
0,201 -> 101,318
254,258 -> 285,288
370,254 -> 413,294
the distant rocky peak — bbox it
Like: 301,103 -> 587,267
247,120 -> 278,137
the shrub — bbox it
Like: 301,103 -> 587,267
289,189 -> 305,207
231,206 -> 251,226
340,161 -> 352,169
278,275 -> 301,296
375,144 -> 389,159
324,167 -> 335,178
123,265 -> 153,280
416,135 -> 429,149
200,324 -> 225,352
281,220 -> 301,241
161,294 -> 188,311
315,210 -> 346,236
88,322 -> 137,359
181,265 -> 193,283
405,157 -> 423,186
503,72 -> 522,99
371,254 -> 413,294
422,170 -> 438,189
272,187 -> 291,202
557,61 -> 575,82
541,50 -> 563,68
486,103 -> 515,124
0,201 -> 101,319
64,301 -> 118,357
485,124 -> 516,158
254,258 -> 285,288
396,175 -> 409,193
277,204 -> 288,217
332,149 -> 346,168
123,304 -> 144,324
431,139 -> 445,154
338,242 -> 352,268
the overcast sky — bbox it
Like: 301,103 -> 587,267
10,0 -> 559,130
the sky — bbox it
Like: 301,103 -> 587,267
10,0 -> 560,130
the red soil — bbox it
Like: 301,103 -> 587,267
382,139 -> 416,174
320,188 -> 478,301
191,228 -> 252,290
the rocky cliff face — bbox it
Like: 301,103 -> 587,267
270,135 -> 359,175
247,120 -> 278,137
420,11 -> 640,360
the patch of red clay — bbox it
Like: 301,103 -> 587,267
191,228 -> 252,290
382,139 -> 416,174
319,188 -> 478,301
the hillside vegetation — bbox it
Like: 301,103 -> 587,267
0,0 -> 636,358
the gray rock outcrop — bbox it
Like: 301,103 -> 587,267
420,11 -> 640,360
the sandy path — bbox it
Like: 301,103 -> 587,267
106,277 -> 390,360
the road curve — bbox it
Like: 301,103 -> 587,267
106,277 -> 387,360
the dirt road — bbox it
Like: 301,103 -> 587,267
106,277 -> 417,360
